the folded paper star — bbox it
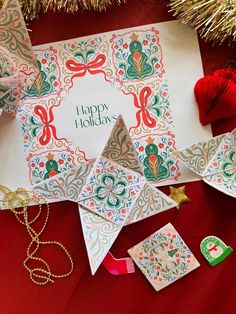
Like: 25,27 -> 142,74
174,129 -> 236,198
34,115 -> 177,274
0,0 -> 37,118
169,186 -> 190,209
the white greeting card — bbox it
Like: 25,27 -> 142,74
0,19 -> 211,190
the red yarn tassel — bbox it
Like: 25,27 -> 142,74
194,67 -> 236,126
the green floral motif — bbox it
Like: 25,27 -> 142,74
223,150 -> 236,178
124,34 -> 156,80
126,37 -> 152,79
44,154 -> 61,180
0,85 -> 19,113
146,82 -> 173,124
73,47 -> 95,64
64,37 -> 103,64
143,138 -> 173,182
27,115 -> 43,139
0,86 -> 10,108
26,60 -> 56,97
96,174 -> 127,207
0,55 -> 12,77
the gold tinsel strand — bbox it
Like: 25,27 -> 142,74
169,0 -> 236,46
0,0 -> 124,20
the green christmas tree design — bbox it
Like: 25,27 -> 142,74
168,248 -> 178,258
44,153 -> 61,180
144,136 -> 170,181
27,60 -> 56,97
126,33 -> 152,80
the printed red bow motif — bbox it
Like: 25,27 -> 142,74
132,86 -> 156,128
65,54 -> 106,79
34,105 -> 61,146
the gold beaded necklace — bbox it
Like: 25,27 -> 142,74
0,185 -> 74,285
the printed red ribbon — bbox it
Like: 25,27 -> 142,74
34,105 -> 59,146
65,54 -> 106,79
132,86 -> 156,128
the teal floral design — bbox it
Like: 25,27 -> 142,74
147,82 -> 173,125
112,31 -> 163,82
96,174 -> 127,207
0,85 -> 19,114
26,59 -> 57,98
223,151 -> 236,178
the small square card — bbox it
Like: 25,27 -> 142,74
128,223 -> 200,291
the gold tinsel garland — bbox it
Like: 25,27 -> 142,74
0,0 -> 124,20
169,0 -> 236,46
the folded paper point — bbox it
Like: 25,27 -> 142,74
173,129 -> 236,198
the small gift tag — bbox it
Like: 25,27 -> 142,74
128,223 -> 200,291
200,236 -> 233,266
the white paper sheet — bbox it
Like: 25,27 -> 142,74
0,21 -> 212,190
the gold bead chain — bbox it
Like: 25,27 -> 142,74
0,185 -> 74,285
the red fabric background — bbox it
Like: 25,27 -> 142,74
1,0 -> 236,313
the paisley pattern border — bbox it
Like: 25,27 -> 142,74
174,134 -> 225,176
79,206 -> 122,275
102,115 -> 144,175
126,183 -> 176,225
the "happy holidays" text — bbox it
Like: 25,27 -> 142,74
74,104 -> 117,129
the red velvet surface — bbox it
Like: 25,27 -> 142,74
1,1 -> 236,313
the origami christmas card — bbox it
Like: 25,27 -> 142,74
0,17 -> 212,190
33,116 -> 177,274
174,129 -> 236,198
128,223 -> 200,291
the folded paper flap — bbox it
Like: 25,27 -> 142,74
79,205 -> 122,275
203,177 -> 235,198
0,0 -> 38,118
0,73 -> 23,88
175,130 -> 235,198
102,115 -> 144,176
232,128 -> 236,139
33,161 -> 94,201
125,183 -> 177,225
173,133 -> 227,176
0,80 -> 22,115
0,0 -> 37,68
206,130 -> 235,164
